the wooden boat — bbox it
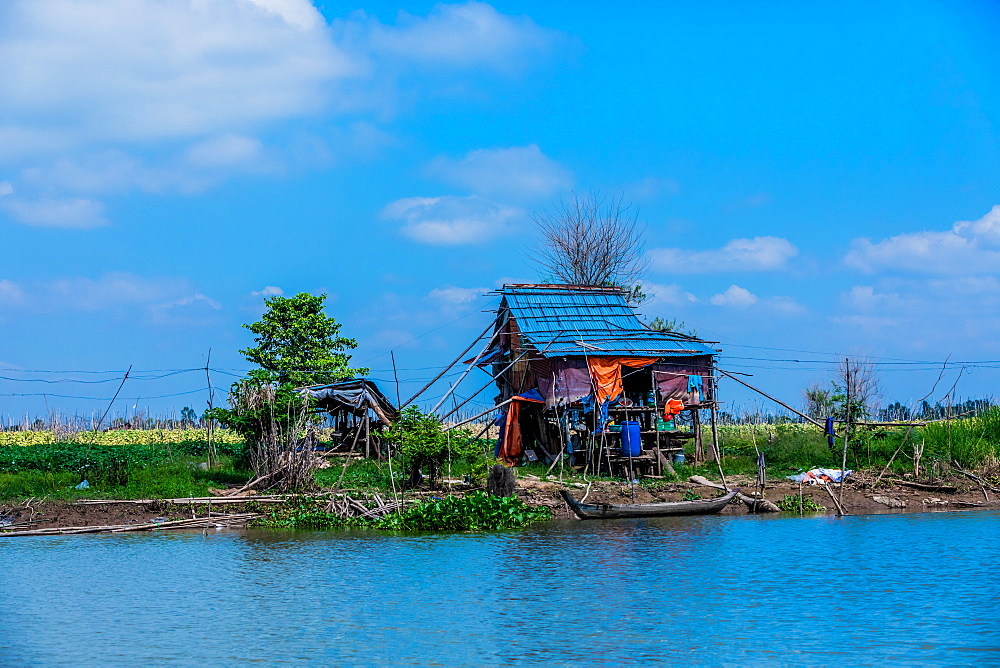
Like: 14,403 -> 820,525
560,488 -> 740,519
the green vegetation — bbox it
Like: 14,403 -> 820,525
385,406 -> 485,484
255,491 -> 551,532
239,291 -> 367,387
714,407 -> 1000,476
776,494 -> 827,512
0,440 -> 250,501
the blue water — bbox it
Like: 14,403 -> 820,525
1,510 -> 998,665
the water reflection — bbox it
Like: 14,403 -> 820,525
0,511 -> 997,664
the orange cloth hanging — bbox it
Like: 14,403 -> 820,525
663,399 -> 685,418
587,357 -> 655,404
497,400 -> 523,465
497,392 -> 546,465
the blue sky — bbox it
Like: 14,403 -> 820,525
1,0 -> 998,422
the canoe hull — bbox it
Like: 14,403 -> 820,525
560,489 -> 739,519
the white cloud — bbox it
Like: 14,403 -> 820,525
0,1 -> 565,232
845,205 -> 1000,274
20,151 -> 206,196
149,292 -> 223,325
0,272 -> 214,319
841,285 -> 909,312
427,286 -> 488,304
0,0 -> 349,152
710,285 -> 759,307
0,197 -> 107,228
186,135 -> 264,169
649,236 -> 798,273
642,282 -> 697,306
427,145 -> 572,199
251,286 -> 285,298
366,2 -> 560,73
45,273 -> 194,311
382,195 -> 520,245
0,1 -> 563,228
0,279 -> 25,304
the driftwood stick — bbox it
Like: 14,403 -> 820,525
953,466 -> 1000,494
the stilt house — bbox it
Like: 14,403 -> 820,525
488,284 -> 721,475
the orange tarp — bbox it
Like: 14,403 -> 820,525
497,393 -> 545,465
587,357 -> 655,404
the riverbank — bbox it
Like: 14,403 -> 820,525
522,472 -> 1000,518
4,468 -> 998,534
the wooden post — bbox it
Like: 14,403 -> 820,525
363,414 -> 371,459
708,375 -> 720,462
390,350 -> 401,408
204,348 -> 215,469
692,408 -> 703,463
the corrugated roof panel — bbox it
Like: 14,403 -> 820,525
500,285 -> 717,357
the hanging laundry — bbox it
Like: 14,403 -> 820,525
587,357 -> 655,404
663,398 -> 685,418
495,390 -> 546,465
825,417 -> 836,448
687,374 -> 704,402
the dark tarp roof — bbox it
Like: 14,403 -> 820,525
301,379 -> 399,426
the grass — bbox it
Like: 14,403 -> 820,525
716,409 -> 1000,476
0,440 -> 251,502
4,409 -> 999,504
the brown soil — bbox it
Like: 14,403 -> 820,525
0,499 -> 261,532
515,472 -> 1000,519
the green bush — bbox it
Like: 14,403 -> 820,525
257,491 -> 551,532
385,407 -> 486,483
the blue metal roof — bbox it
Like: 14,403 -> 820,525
499,285 -> 717,358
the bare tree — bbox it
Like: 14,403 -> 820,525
529,192 -> 647,286
836,354 -> 881,423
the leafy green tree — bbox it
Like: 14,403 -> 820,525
240,292 -> 367,386
647,316 -> 698,338
179,407 -> 198,426
386,406 -> 482,486
208,293 -> 367,489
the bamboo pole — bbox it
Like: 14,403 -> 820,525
443,397 -> 516,431
718,369 -> 828,429
839,357 -> 851,505
401,319 -> 497,408
431,325 -> 505,414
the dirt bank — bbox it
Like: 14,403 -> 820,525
3,471 -> 996,532
0,499 -> 261,533
516,472 -> 1000,518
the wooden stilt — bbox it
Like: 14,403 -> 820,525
692,408 -> 703,463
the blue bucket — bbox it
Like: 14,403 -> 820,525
620,420 -> 641,457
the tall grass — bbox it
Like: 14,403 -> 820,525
716,408 -> 1000,474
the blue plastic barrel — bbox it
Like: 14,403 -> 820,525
620,420 -> 641,457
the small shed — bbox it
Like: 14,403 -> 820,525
487,284 -> 721,474
301,379 -> 399,457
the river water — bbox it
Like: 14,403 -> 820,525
1,509 -> 998,665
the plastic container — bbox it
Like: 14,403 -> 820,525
656,418 -> 675,431
620,420 -> 641,457
673,452 -> 686,464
